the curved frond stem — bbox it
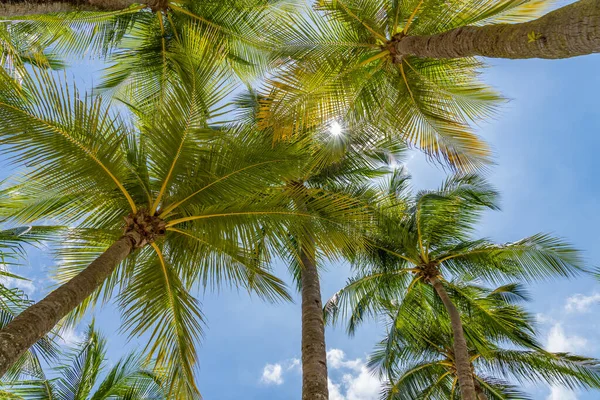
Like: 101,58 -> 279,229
403,0 -> 425,34
0,101 -> 137,213
358,50 -> 390,67
366,240 -> 419,265
421,336 -> 447,355
165,211 -> 327,228
436,248 -> 499,264
168,4 -> 270,50
150,243 -> 175,312
389,362 -> 440,394
159,160 -> 285,218
406,274 -> 422,293
149,242 -> 199,395
166,12 -> 181,42
475,376 -> 505,398
392,2 -> 402,34
333,0 -> 388,41
398,62 -> 415,102
424,370 -> 453,399
450,377 -> 458,398
166,227 -> 208,242
150,68 -> 197,215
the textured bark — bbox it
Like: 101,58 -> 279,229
300,242 -> 329,400
0,0 -> 141,17
0,235 -> 136,376
430,277 -> 476,400
396,0 -> 600,59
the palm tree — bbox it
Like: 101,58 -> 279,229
390,0 -> 600,60
2,323 -> 167,399
235,91 -> 403,400
263,0 -> 598,171
325,173 -> 584,400
369,283 -> 600,399
2,0 -> 598,59
0,35 -> 313,397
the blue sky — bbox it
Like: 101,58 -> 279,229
1,29 -> 600,400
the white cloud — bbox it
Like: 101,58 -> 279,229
546,323 -> 587,353
536,313 -> 555,325
565,293 -> 600,313
343,367 -> 382,400
260,349 -> 383,399
0,264 -> 36,295
260,363 -> 284,385
329,378 -> 345,400
287,358 -> 301,371
543,321 -> 588,400
327,349 -> 383,400
546,385 -> 578,400
327,349 -> 362,372
58,327 -> 84,346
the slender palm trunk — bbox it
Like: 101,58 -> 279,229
396,0 -> 600,59
0,0 -> 141,17
300,242 -> 329,400
430,277 -> 476,400
0,235 -> 136,376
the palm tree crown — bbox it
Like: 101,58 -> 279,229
263,0 -> 553,170
370,283 -> 600,399
325,172 -> 584,399
0,37 -> 319,397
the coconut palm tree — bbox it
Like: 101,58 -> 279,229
2,0 -> 598,59
2,323 -> 167,399
369,282 -> 600,399
388,0 -> 600,60
264,0 -> 599,171
0,32 -> 318,396
325,173 -> 584,400
234,90 -> 404,400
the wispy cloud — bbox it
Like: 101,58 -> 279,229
546,323 -> 588,353
58,327 -> 84,347
0,264 -> 36,295
260,349 -> 382,399
287,358 -> 300,371
565,293 -> 600,313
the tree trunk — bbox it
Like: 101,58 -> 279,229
0,0 -> 141,17
0,235 -> 136,376
430,276 -> 476,400
396,0 -> 600,59
300,242 -> 329,400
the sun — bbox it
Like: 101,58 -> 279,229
330,121 -> 343,136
